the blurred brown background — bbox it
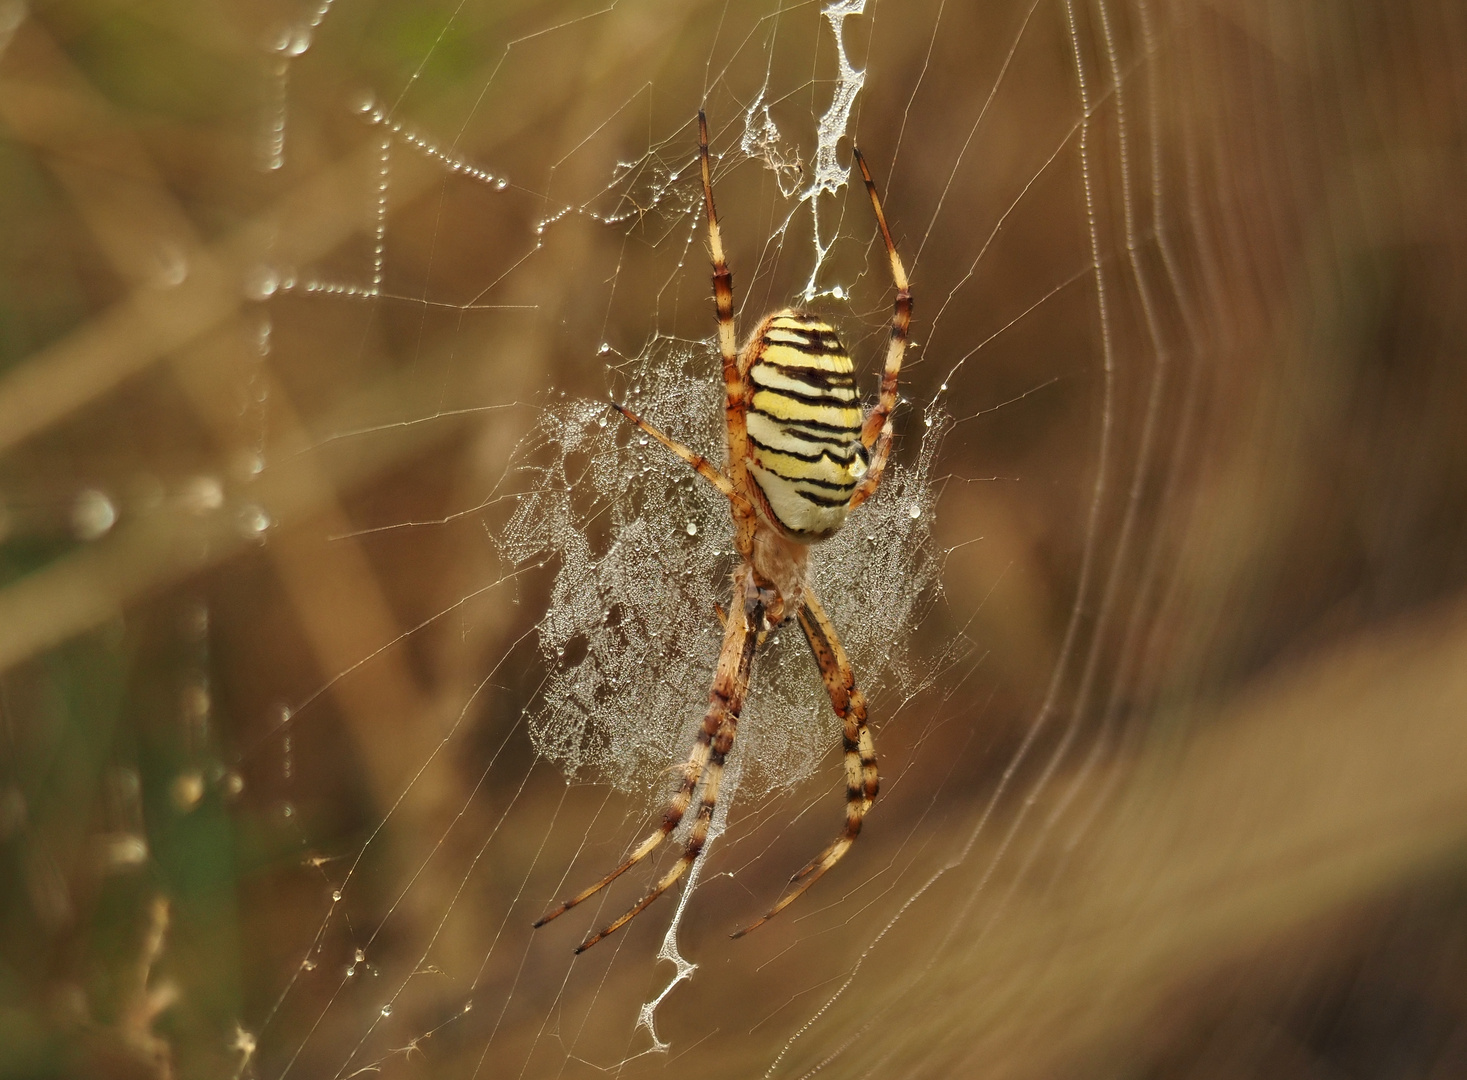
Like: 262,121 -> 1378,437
1,0 -> 1465,1077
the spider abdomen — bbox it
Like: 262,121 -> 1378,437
744,311 -> 868,540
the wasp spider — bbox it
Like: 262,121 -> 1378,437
534,112 -> 911,953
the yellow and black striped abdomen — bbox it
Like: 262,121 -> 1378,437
745,312 -> 868,539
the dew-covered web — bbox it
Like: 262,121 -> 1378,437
500,374 -> 943,803
5,0 -> 1464,1076
217,0 -> 1226,1076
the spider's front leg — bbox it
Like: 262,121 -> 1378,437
610,403 -> 753,515
848,145 -> 911,511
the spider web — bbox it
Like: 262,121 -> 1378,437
231,0 -> 1165,1068
499,361 -> 943,801
5,0 -> 1466,1078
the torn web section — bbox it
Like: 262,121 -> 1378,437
809,0 -> 869,202
800,0 -> 870,301
739,87 -> 805,199
720,0 -> 873,302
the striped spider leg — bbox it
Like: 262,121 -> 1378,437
533,111 -> 909,952
534,568 -> 771,954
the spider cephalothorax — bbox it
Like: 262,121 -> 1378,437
534,111 -> 910,952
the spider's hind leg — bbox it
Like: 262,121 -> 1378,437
538,570 -> 767,952
732,586 -> 877,938
573,711 -> 737,953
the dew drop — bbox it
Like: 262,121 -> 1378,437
238,504 -> 272,539
270,25 -> 312,56
495,178 -> 508,191
281,802 -> 295,818
252,315 -> 272,357
380,1004 -> 393,1017
301,958 -> 316,971
182,683 -> 210,723
831,284 -> 846,299
331,890 -> 342,902
685,522 -> 698,536
97,833 -> 148,870
171,772 -> 205,811
598,342 -> 611,354
179,606 -> 208,646
234,451 -> 266,481
72,489 -> 117,540
908,503 -> 922,519
352,89 -> 376,114
182,475 -> 224,514
152,242 -> 189,288
246,265 -> 279,300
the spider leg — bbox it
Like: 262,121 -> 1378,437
540,570 -> 765,951
575,709 -> 738,953
699,111 -> 739,382
847,414 -> 895,511
713,602 -> 772,651
532,578 -> 753,930
732,585 -> 877,938
611,402 -> 754,516
699,110 -> 757,557
849,147 -> 911,501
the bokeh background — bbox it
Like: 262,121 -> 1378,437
2,0 -> 1466,1077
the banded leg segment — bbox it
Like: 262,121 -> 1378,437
575,710 -> 739,953
849,147 -> 911,510
610,403 -> 755,517
532,702 -> 717,929
699,110 -> 738,382
537,570 -> 766,952
848,414 -> 895,511
698,110 -> 756,558
733,586 -> 877,937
